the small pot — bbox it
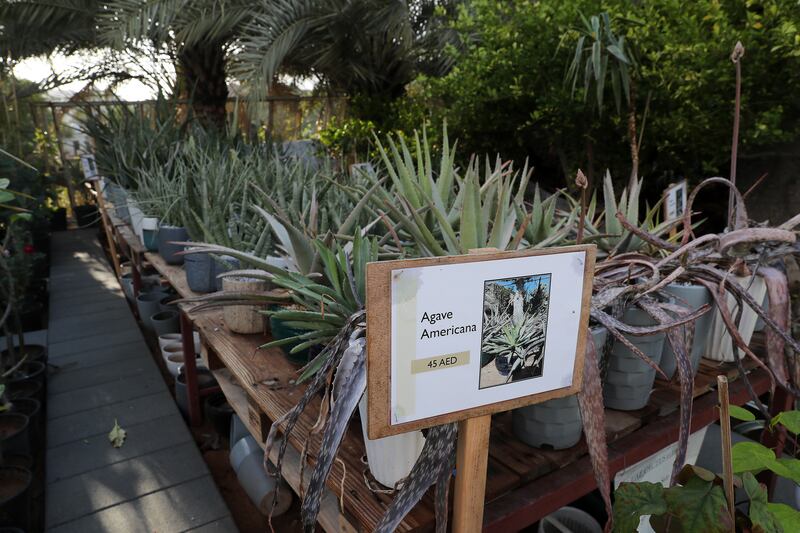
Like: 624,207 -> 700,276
0,414 -> 30,455
213,256 -> 240,291
9,399 -> 41,449
174,369 -> 217,420
151,310 -> 180,336
0,466 -> 32,529
7,361 -> 46,386
603,307 -> 666,411
538,506 -> 602,533
184,252 -> 216,293
513,327 -> 607,449
358,389 -> 424,488
120,273 -> 135,302
141,217 -> 159,251
205,392 -> 234,438
158,333 -> 199,354
269,314 -> 313,365
0,345 -> 46,364
157,225 -> 189,265
166,353 -> 188,378
222,277 -> 266,334
229,414 -> 249,445
705,275 -> 767,363
7,381 -> 41,402
229,436 -> 292,516
128,199 -> 145,241
136,292 -> 164,330
159,294 -> 179,314
660,283 -> 713,379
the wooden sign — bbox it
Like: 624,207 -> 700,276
365,245 -> 596,439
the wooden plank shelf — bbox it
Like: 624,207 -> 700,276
102,213 -> 775,532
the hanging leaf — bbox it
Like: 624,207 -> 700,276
742,472 -> 782,533
613,482 -> 667,532
108,419 -> 127,448
662,476 -> 728,533
768,503 -> 800,532
771,410 -> 800,434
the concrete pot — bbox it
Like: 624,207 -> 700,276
166,353 -> 187,378
0,414 -> 30,455
157,225 -> 188,265
538,506 -> 602,533
213,256 -> 240,291
660,283 -> 713,379
128,199 -> 145,241
0,345 -> 46,364
0,466 -> 32,529
205,392 -> 234,438
174,369 -> 217,420
136,292 -> 164,330
158,332 -> 199,354
512,327 -> 608,449
10,399 -> 41,449
151,310 -> 180,336
142,217 -> 159,252
7,362 -> 46,387
222,277 -> 266,334
705,275 -> 767,363
159,294 -> 179,313
120,273 -> 135,302
358,390 -> 425,488
229,436 -> 292,516
603,307 -> 666,411
184,251 -> 216,293
7,381 -> 41,402
230,414 -> 249,445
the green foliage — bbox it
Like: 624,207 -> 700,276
317,117 -> 377,161
729,404 -> 756,421
391,0 -> 800,188
617,411 -> 800,533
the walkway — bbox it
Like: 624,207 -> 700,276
45,229 -> 235,532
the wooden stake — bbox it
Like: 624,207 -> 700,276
717,375 -> 736,529
453,414 -> 492,533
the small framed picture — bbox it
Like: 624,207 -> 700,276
663,180 -> 688,220
80,154 -> 98,180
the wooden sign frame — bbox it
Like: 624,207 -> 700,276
365,245 -> 596,439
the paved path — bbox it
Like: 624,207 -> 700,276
45,229 -> 235,532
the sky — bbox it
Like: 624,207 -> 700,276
13,51 -> 163,101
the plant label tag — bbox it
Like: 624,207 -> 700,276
366,245 -> 596,438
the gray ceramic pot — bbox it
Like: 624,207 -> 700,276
184,251 -> 216,293
512,327 -> 608,449
175,369 -> 217,420
151,310 -> 180,336
603,307 -> 666,411
120,273 -> 135,302
157,225 -> 188,265
660,283 -> 713,379
159,294 -> 179,314
213,255 -> 240,291
136,292 -> 164,330
0,413 -> 30,454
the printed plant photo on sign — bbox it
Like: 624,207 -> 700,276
479,273 -> 551,389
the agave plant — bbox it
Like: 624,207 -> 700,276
483,315 -> 545,382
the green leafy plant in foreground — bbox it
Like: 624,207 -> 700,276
614,410 -> 800,532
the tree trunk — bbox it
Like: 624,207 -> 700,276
627,81 -> 639,191
177,41 -> 229,129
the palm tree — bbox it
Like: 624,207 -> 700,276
232,0 -> 460,116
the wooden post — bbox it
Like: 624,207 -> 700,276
453,414 -> 493,532
451,246 -> 499,532
717,376 -> 735,528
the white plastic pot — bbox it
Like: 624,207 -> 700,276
538,506 -> 602,533
128,198 -> 145,241
141,217 -> 158,232
229,436 -> 292,516
165,352 -> 185,378
704,275 -> 767,363
158,333 -> 200,355
358,391 -> 425,488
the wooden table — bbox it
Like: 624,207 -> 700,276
97,208 -> 777,532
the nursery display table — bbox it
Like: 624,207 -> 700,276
99,213 -> 777,532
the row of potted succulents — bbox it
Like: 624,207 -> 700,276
91,120 -> 797,531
